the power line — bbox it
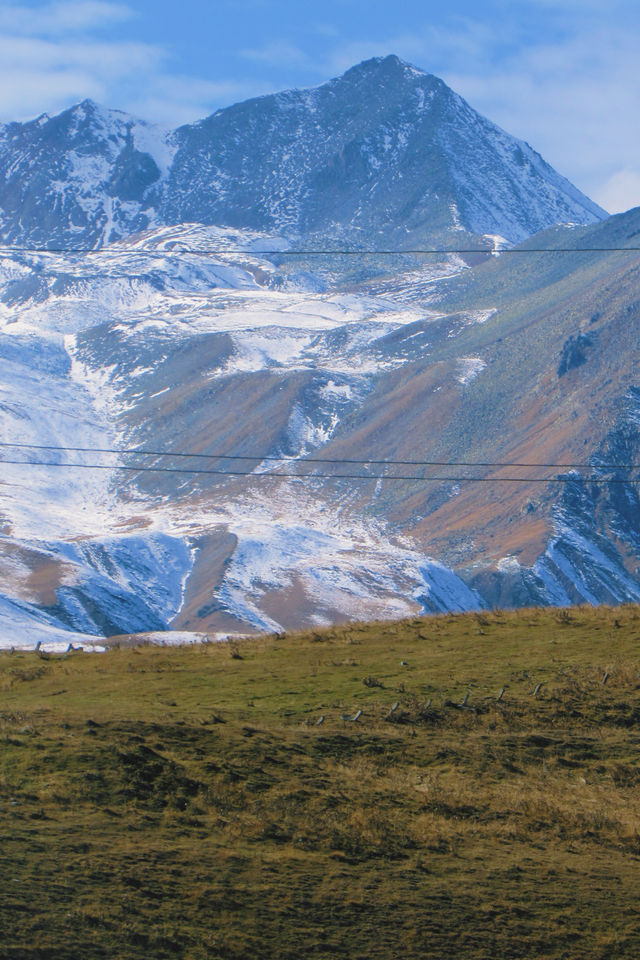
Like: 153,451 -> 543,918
1,457 -> 638,484
0,245 -> 638,258
1,441 -> 639,472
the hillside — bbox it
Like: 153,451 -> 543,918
2,210 -> 640,643
2,604 -> 640,958
319,206 -> 640,606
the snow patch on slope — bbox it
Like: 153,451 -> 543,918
456,356 -> 486,385
0,332 -> 119,541
0,533 -> 195,649
131,120 -> 176,179
188,488 -> 483,633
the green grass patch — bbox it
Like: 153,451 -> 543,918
2,604 -> 640,958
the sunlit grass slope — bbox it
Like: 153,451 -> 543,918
2,605 -> 640,959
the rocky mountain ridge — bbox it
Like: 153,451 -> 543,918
0,56 -> 605,251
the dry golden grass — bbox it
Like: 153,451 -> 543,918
1,604 -> 640,958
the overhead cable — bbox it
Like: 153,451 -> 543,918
1,440 -> 639,472
1,457 -> 638,484
0,245 -> 638,258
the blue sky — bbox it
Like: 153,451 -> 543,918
1,0 -> 639,212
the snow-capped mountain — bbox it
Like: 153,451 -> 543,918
0,56 -> 605,251
1,56 -> 635,650
0,100 -> 173,249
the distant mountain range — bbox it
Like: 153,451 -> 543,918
2,56 -> 638,649
0,55 -> 605,251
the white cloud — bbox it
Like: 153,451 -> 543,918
0,1 -> 261,123
0,35 -> 161,73
0,69 -> 105,117
595,170 -> 640,215
0,32 -> 164,118
241,40 -> 312,69
127,77 -> 272,126
0,1 -> 132,35
313,23 -> 339,39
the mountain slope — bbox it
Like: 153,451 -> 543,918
1,210 -> 639,646
0,56 -> 605,251
0,225 -> 483,645
315,208 -> 640,605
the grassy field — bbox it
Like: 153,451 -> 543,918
2,604 -> 640,959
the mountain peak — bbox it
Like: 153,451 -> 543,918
346,54 -> 424,75
77,97 -> 100,112
63,98 -> 105,123
339,54 -> 433,87
69,98 -> 136,124
41,98 -> 120,138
